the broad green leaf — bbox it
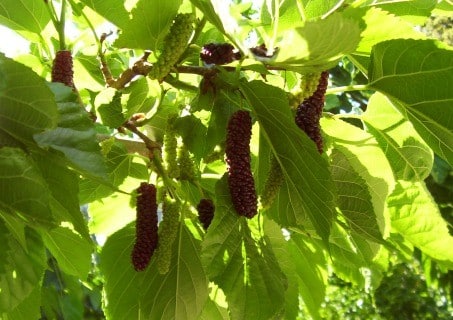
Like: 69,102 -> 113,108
98,91 -> 125,129
79,141 -> 148,204
240,80 -> 336,247
303,0 -> 341,19
272,13 -> 361,73
344,7 -> 425,54
0,147 -> 54,227
0,54 -> 58,145
42,227 -> 93,280
100,223 -> 208,320
363,92 -> 433,181
2,285 -> 41,320
124,77 -> 158,118
369,39 -> 453,166
198,298 -> 229,320
202,177 -> 286,320
0,228 -> 45,312
289,234 -> 327,320
0,0 -> 50,42
0,214 -> 26,251
263,218 -> 299,320
331,147 -> 384,245
175,115 -> 208,161
322,117 -> 395,240
115,0 -> 182,50
387,181 -> 453,265
79,0 -> 130,28
364,0 -> 436,24
34,101 -> 107,178
33,151 -> 90,240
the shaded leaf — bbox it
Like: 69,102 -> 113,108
331,147 -> 385,244
369,39 -> 453,166
240,80 -> 336,247
42,227 -> 93,280
34,101 -> 107,178
0,54 -> 58,146
0,147 -> 54,227
0,228 -> 46,312
201,177 -> 286,320
4,284 -> 41,320
100,223 -> 208,320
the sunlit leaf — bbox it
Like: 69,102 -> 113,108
369,39 -> 453,166
79,0 -> 130,28
240,80 -> 336,247
387,181 -> 453,265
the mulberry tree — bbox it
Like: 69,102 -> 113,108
0,1 -> 452,319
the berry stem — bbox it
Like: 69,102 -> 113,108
58,0 -> 67,50
325,84 -> 368,95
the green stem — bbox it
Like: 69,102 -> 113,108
58,0 -> 67,50
325,84 -> 368,95
68,0 -> 100,48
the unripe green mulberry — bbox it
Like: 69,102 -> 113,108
131,183 -> 159,271
225,110 -> 258,218
197,198 -> 215,230
295,71 -> 329,153
260,155 -> 284,210
150,13 -> 195,80
51,50 -> 75,89
289,73 -> 321,109
156,196 -> 180,274
177,145 -> 196,181
163,118 -> 180,179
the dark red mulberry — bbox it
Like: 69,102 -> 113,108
200,43 -> 241,65
51,50 -> 75,89
197,198 -> 215,230
131,182 -> 159,271
295,71 -> 328,153
225,110 -> 257,218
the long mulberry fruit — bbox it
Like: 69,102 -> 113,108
295,71 -> 329,154
131,182 -> 159,271
225,110 -> 257,218
51,50 -> 75,89
163,117 -> 180,179
200,43 -> 241,65
197,198 -> 215,230
156,196 -> 180,274
150,13 -> 194,80
177,145 -> 196,182
260,155 -> 284,210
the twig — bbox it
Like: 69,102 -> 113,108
123,121 -> 161,159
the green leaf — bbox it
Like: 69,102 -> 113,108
42,227 -> 93,280
175,115 -> 208,161
79,141 -> 148,204
369,39 -> 453,166
0,228 -> 46,312
202,177 -> 286,320
331,147 -> 385,245
34,101 -> 107,178
363,92 -> 433,182
322,117 -> 395,240
289,234 -> 327,320
0,54 -> 58,146
198,298 -> 229,320
387,181 -> 453,265
272,13 -> 361,73
0,147 -> 54,227
115,0 -> 182,50
98,91 -> 125,128
124,77 -> 158,118
344,7 -> 426,54
304,0 -> 341,19
3,285 -> 41,320
100,223 -> 208,320
0,0 -> 50,41
365,0 -> 436,24
79,0 -> 130,28
33,151 -> 90,240
240,80 -> 336,247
